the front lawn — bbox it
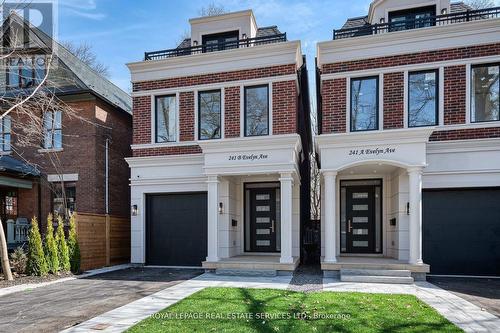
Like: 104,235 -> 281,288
127,287 -> 462,333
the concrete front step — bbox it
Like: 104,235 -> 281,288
341,268 -> 411,277
341,274 -> 414,284
215,269 -> 277,277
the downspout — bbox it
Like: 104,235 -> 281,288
105,138 -> 109,215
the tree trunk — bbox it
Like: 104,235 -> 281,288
0,219 -> 14,281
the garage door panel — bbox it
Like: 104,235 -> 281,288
423,188 -> 500,276
146,193 -> 207,267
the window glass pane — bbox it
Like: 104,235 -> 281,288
43,112 -> 53,130
35,56 -> 46,83
351,77 -> 378,131
8,58 -> 20,88
471,65 -> 499,122
54,111 -> 62,129
53,129 -> 62,149
156,96 -> 177,142
409,71 -> 437,127
198,91 -> 221,140
3,117 -> 11,133
245,86 -> 269,136
44,130 -> 53,149
20,57 -> 34,88
3,134 -> 11,152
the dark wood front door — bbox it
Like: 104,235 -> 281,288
346,186 -> 376,253
249,188 -> 277,252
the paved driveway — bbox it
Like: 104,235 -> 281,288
428,277 -> 500,317
0,267 -> 202,333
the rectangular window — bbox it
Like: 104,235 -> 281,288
471,64 -> 499,123
7,56 -> 46,89
43,111 -> 62,149
202,30 -> 239,53
155,95 -> 177,142
389,6 -> 436,32
245,85 -> 269,137
198,90 -> 221,140
351,77 -> 379,132
53,183 -> 76,218
408,70 -> 438,127
0,116 -> 12,152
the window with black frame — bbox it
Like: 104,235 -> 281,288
53,183 -> 76,218
43,110 -> 62,149
0,116 -> 12,152
351,77 -> 379,132
408,70 -> 438,127
155,95 -> 177,143
7,55 -> 46,89
471,64 -> 499,123
202,31 -> 239,53
389,6 -> 436,32
198,90 -> 221,140
245,85 -> 269,137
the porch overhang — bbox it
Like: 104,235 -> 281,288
199,134 -> 302,178
0,175 -> 34,189
315,127 -> 434,172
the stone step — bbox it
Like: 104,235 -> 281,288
215,269 -> 277,277
340,274 -> 414,284
341,268 -> 411,277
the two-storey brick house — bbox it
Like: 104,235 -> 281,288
1,14 -> 132,269
316,0 -> 499,280
127,10 -> 312,273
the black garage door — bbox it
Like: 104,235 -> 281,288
146,193 -> 207,266
423,188 -> 500,276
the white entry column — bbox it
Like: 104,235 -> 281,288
323,171 -> 337,263
280,172 -> 294,264
408,167 -> 423,265
206,175 -> 219,262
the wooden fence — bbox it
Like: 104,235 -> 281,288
76,213 -> 130,271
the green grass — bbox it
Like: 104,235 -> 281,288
127,287 -> 462,333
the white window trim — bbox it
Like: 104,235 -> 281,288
151,93 -> 180,144
346,74 -> 383,133
404,68 -> 444,128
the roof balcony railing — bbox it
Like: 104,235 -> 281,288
333,6 -> 500,40
144,33 -> 287,61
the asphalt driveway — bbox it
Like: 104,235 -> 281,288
0,267 -> 202,333
428,276 -> 500,317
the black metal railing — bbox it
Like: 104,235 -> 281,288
145,33 -> 287,61
333,6 -> 500,40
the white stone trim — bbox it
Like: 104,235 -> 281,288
128,41 -> 303,82
47,173 -> 79,182
318,18 -> 500,66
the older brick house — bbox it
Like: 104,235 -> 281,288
316,0 -> 499,280
1,14 -> 132,269
127,10 -> 312,274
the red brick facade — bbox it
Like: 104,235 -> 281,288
322,78 -> 346,133
224,86 -> 240,138
383,72 -> 404,130
320,43 -> 500,140
444,65 -> 467,125
132,64 -> 299,158
272,80 -> 297,135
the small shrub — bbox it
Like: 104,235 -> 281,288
10,247 -> 28,274
55,215 -> 71,272
44,214 -> 59,274
27,217 -> 48,276
67,213 -> 80,273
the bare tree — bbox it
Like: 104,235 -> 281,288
466,0 -> 495,9
198,2 -> 227,17
61,41 -> 110,77
0,8 -> 99,279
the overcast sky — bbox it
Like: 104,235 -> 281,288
57,0 -> 500,107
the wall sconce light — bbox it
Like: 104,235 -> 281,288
406,202 -> 410,215
193,40 -> 198,46
441,8 -> 448,15
218,202 -> 224,214
380,18 -> 385,24
131,204 -> 138,216
242,33 -> 247,39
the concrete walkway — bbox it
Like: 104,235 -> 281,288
324,277 -> 500,332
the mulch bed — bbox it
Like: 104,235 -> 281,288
0,271 -> 74,289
